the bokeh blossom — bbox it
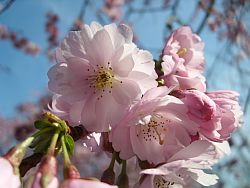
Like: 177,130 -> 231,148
0,157 -> 21,188
48,22 -> 158,132
61,179 -> 118,188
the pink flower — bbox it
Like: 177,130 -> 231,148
48,22 -> 158,132
49,94 -> 82,125
181,90 -> 242,141
206,90 -> 243,140
102,0 -> 125,21
161,26 -> 206,91
139,140 -> 223,188
163,26 -> 205,73
110,87 -> 199,165
0,157 -> 21,188
161,54 -> 206,91
61,179 -> 118,188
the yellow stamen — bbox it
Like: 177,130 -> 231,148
95,69 -> 114,90
177,48 -> 187,58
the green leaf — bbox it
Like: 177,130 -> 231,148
33,137 -> 51,153
34,120 -> 53,130
64,135 -> 74,156
30,131 -> 54,153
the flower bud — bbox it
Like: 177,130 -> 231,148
24,155 -> 59,188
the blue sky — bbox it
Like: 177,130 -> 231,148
0,0 -> 249,118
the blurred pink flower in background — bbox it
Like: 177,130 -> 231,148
102,0 -> 125,21
48,22 -> 157,132
0,157 -> 21,188
161,26 -> 206,91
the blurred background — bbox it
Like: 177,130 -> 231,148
0,0 -> 250,187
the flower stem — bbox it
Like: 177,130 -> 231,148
101,152 -> 117,184
19,136 -> 35,148
121,160 -> 127,175
117,160 -> 129,188
109,151 -> 117,170
19,127 -> 53,148
47,129 -> 60,156
61,135 -> 70,166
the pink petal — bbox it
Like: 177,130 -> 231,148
112,79 -> 141,105
168,140 -> 213,162
130,125 -> 166,164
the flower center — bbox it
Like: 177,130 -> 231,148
86,63 -> 118,95
95,69 -> 114,90
136,114 -> 170,145
177,48 -> 187,58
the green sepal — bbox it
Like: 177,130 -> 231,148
30,130 -> 55,153
34,120 -> 54,130
33,137 -> 52,153
64,135 -> 74,156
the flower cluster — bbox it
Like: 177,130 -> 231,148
46,22 -> 243,187
0,22 -> 243,188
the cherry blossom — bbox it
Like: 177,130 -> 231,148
139,140 -> 224,188
161,54 -> 206,92
161,26 -> 206,91
110,87 -> 199,165
48,22 -> 158,132
181,90 -> 242,141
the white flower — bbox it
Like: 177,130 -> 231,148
138,140 -> 230,188
48,22 -> 158,132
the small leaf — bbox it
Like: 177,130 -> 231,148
29,128 -> 54,148
33,135 -> 52,153
30,131 -> 54,153
34,120 -> 53,130
64,135 -> 74,156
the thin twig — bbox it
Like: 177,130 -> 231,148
196,0 -> 215,34
0,0 -> 15,15
244,87 -> 250,114
78,0 -> 90,21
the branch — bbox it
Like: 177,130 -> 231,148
244,87 -> 250,114
0,0 -> 15,15
196,0 -> 215,34
78,0 -> 90,21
